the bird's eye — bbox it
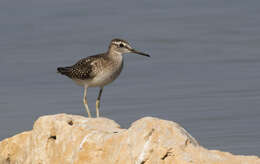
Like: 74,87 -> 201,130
119,43 -> 124,48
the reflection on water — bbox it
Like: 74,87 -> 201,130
0,0 -> 260,155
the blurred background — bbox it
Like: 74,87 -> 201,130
0,0 -> 260,155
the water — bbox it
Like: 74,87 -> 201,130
1,0 -> 260,156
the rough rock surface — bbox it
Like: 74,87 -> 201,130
0,114 -> 259,164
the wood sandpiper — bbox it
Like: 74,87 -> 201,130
57,38 -> 150,117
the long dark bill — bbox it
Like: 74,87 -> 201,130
131,49 -> 150,57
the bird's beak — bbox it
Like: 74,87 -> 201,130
130,48 -> 150,57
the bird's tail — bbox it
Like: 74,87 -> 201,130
57,67 -> 71,75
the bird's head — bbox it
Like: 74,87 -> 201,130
108,38 -> 150,57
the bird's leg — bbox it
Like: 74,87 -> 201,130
96,87 -> 103,117
83,86 -> 92,118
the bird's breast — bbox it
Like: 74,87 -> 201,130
89,57 -> 123,87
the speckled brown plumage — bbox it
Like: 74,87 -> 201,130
57,54 -> 106,80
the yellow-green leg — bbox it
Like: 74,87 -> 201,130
96,87 -> 103,117
83,86 -> 92,117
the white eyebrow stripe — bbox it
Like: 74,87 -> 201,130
113,41 -> 128,45
114,41 -> 122,45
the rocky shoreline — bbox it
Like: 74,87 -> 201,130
0,114 -> 259,164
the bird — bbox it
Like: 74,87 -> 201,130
57,38 -> 150,117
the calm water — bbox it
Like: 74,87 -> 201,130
0,0 -> 260,155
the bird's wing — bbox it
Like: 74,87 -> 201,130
67,54 -> 104,80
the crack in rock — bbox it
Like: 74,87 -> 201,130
161,148 -> 173,160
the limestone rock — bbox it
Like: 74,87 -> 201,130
0,114 -> 259,164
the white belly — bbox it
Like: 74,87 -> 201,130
90,69 -> 122,86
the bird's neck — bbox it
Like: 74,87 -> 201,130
107,50 -> 123,60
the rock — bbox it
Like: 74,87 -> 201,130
0,114 -> 259,164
